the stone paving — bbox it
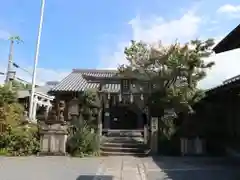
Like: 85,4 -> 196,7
0,156 -> 239,180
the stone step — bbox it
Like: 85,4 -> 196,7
100,146 -> 147,153
107,133 -> 143,137
102,142 -> 147,148
101,131 -> 149,157
106,137 -> 144,143
100,151 -> 149,157
103,129 -> 144,137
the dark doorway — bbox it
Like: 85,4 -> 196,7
110,104 -> 138,129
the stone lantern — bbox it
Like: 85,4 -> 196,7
38,101 -> 68,156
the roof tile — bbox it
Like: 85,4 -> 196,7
50,69 -> 119,92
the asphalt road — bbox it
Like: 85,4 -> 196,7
0,156 -> 239,180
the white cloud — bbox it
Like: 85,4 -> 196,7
0,61 -> 70,86
217,4 -> 240,18
130,11 -> 201,44
217,4 -> 240,13
99,11 -> 201,69
99,8 -> 240,89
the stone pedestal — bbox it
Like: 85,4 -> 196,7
39,122 -> 68,156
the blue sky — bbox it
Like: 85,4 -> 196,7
0,0 -> 240,87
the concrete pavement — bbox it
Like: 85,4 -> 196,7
0,156 -> 239,180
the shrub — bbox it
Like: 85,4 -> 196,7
66,124 -> 100,157
0,85 -> 40,156
0,125 -> 40,156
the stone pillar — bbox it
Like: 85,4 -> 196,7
150,117 -> 158,154
144,124 -> 148,144
103,99 -> 110,130
180,138 -> 188,156
98,109 -> 103,136
195,137 -> 203,155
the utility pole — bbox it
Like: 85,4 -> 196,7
5,39 -> 14,90
29,0 -> 46,121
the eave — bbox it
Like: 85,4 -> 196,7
213,24 -> 240,54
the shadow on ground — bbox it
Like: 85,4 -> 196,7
150,156 -> 240,180
76,175 -> 113,180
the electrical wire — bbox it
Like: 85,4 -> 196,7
13,63 -> 32,76
0,71 -> 38,86
13,62 -> 45,84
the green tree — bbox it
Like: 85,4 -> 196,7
0,86 -> 17,106
0,85 -> 39,156
12,80 -> 31,90
120,39 -> 215,139
79,88 -> 101,129
66,89 -> 101,157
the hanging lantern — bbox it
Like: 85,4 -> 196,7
119,93 -> 122,102
107,93 -> 110,100
68,97 -> 79,116
130,94 -> 133,103
140,94 -> 144,100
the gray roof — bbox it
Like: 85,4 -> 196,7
50,69 -> 121,92
213,24 -> 240,53
17,86 -> 52,99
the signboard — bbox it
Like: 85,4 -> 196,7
105,112 -> 110,117
151,117 -> 158,131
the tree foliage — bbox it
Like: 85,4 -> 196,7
12,80 -> 31,90
0,85 -> 17,106
120,39 -> 214,115
0,85 -> 39,156
119,39 -> 215,140
66,89 -> 101,157
9,35 -> 24,44
79,88 -> 101,129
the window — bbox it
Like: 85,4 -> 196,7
122,79 -> 129,89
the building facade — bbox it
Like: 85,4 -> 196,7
49,69 -> 153,131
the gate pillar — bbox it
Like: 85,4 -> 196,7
150,116 -> 159,154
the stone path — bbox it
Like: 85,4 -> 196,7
0,156 -> 239,180
94,156 -> 146,180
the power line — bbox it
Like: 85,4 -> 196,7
13,62 -> 45,84
13,63 -> 33,76
0,71 -> 38,86
15,77 -> 33,85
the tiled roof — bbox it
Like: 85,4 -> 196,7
213,24 -> 240,53
50,69 -> 120,92
17,86 -> 51,98
206,74 -> 240,94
